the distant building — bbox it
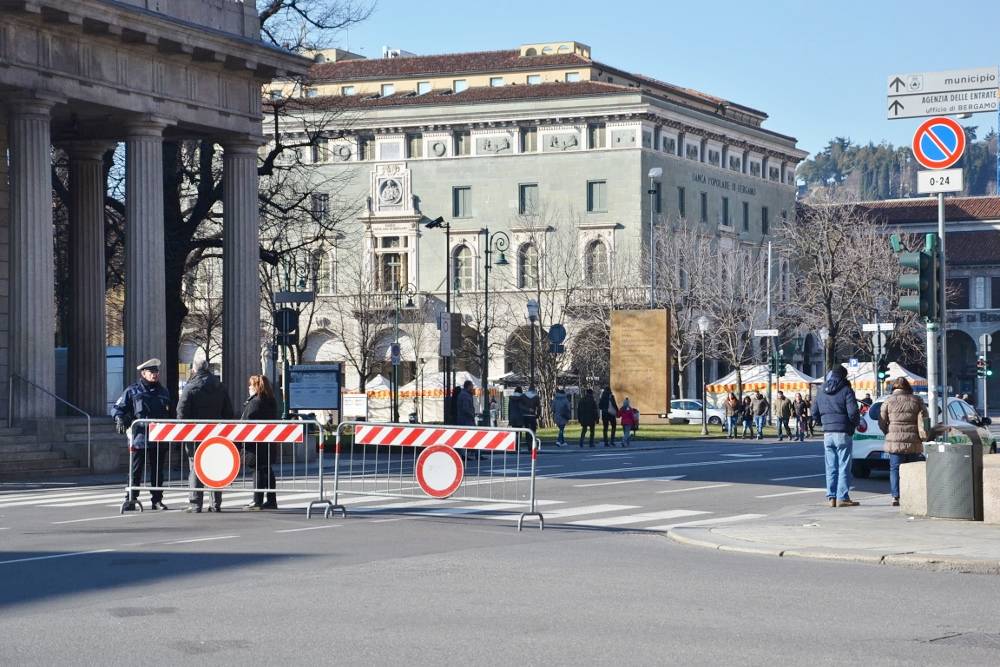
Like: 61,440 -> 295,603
267,40 -> 806,398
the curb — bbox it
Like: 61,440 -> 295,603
665,527 -> 1000,575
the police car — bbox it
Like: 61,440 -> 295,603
852,395 -> 997,478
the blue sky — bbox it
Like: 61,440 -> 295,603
338,0 -> 1000,158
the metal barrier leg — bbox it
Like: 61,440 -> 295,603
121,435 -> 145,514
517,436 -> 544,531
322,429 -> 347,519
307,426 -> 336,519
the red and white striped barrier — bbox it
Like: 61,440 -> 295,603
353,424 -> 517,451
148,421 -> 305,444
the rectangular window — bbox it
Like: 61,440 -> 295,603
761,206 -> 769,235
416,81 -> 431,95
311,193 -> 329,222
565,71 -> 581,82
750,161 -> 762,177
406,133 -> 422,158
269,89 -> 283,100
341,85 -> 355,96
527,74 -> 542,85
452,186 -> 471,218
455,130 -> 471,156
742,201 -> 750,231
729,155 -> 742,171
991,277 -> 1000,308
699,192 -> 708,223
304,87 -> 318,98
587,180 -> 607,213
489,76 -> 504,87
588,123 -> 606,149
662,137 -> 676,154
380,83 -> 395,96
453,79 -> 468,93
519,183 -> 539,215
948,278 -> 970,309
359,136 -> 374,161
311,137 -> 328,163
686,143 -> 699,160
708,149 -> 721,166
677,187 -> 686,218
721,196 -> 730,226
521,127 -> 537,152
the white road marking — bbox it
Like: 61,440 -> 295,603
769,474 -> 825,481
570,509 -> 709,527
673,451 -> 723,456
650,513 -> 766,530
168,535 -> 239,544
657,483 -> 733,494
0,492 -> 122,508
0,548 -> 115,566
52,515 -> 130,525
722,454 -> 763,458
0,527 -> 9,530
369,518 -> 406,523
274,525 -> 341,533
542,453 -> 824,479
755,488 -> 826,499
573,476 -> 685,488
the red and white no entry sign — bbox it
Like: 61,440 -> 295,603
415,445 -> 464,498
193,436 -> 241,489
911,116 -> 966,170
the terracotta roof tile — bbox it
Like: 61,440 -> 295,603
944,230 -> 1000,264
309,49 -> 590,82
854,196 -> 1000,224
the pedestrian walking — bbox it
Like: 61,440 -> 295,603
577,388 -> 599,448
507,386 -> 525,428
524,384 -> 541,433
598,385 -> 619,447
773,391 -> 793,441
877,377 -> 929,507
241,375 -> 280,510
113,358 -> 172,511
813,365 -> 861,508
805,396 -> 816,436
489,398 -> 499,427
176,359 -> 234,513
456,380 -> 477,426
792,392 -> 809,442
751,392 -> 769,440
551,387 -> 572,447
724,392 -> 741,438
448,386 -> 462,425
860,392 -> 873,408
741,395 -> 754,437
620,398 -> 638,447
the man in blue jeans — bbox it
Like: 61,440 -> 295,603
812,364 -> 861,507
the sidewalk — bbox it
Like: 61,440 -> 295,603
668,500 -> 1000,575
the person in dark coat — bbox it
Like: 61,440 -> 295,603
241,375 -> 280,510
113,358 -> 172,511
456,380 -> 477,426
577,388 -> 599,448
177,360 -> 235,513
813,364 -> 861,508
507,387 -> 526,429
598,386 -> 619,447
523,385 -> 541,433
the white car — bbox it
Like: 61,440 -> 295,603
852,395 -> 997,478
668,399 -> 725,426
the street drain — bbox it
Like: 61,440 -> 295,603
927,632 -> 1000,649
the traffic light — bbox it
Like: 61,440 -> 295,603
977,356 -> 992,378
772,349 -> 786,377
896,233 -> 938,320
988,360 -> 994,378
876,358 -> 890,381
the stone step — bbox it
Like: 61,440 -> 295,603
0,441 -> 48,453
0,434 -> 39,446
65,431 -> 121,443
63,421 -> 116,432
0,458 -> 80,472
0,450 -> 67,463
0,466 -> 92,480
0,428 -> 25,437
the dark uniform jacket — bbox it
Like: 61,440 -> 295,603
177,371 -> 234,456
113,379 -> 171,449
456,389 -> 477,426
577,395 -> 599,426
813,374 -> 860,435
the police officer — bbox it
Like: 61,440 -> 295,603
177,359 -> 234,513
114,358 -> 172,511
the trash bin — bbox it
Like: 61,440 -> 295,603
925,439 -> 983,521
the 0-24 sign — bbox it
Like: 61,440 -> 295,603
917,168 -> 963,195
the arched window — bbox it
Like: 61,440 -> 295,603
585,240 -> 609,286
452,245 -> 473,291
517,243 -> 539,289
310,248 -> 335,294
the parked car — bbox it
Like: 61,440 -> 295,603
668,399 -> 725,426
852,395 -> 997,478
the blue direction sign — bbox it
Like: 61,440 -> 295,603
911,116 -> 966,170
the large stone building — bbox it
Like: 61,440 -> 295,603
267,41 -> 807,404
0,0 -> 306,421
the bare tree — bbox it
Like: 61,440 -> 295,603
257,0 -> 375,51
181,255 -> 225,366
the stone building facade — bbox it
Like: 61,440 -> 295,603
0,0 -> 306,419
267,41 -> 806,397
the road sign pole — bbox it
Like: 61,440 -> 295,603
938,192 -> 949,427
927,322 -> 939,424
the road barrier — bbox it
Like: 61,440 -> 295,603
121,419 -> 334,517
324,421 -> 544,530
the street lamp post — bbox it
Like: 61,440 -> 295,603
480,228 -> 510,426
819,326 -> 830,377
527,299 -> 540,387
391,283 -> 416,423
423,217 -> 451,421
698,315 -> 711,436
647,167 -> 662,308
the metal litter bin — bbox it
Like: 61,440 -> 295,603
925,438 -> 983,521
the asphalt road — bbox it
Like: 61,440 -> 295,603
2,436 -> 999,665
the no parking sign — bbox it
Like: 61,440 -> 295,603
911,116 -> 966,170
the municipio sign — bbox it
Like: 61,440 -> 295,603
887,66 -> 999,120
911,117 -> 966,170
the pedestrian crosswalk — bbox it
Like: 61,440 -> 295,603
0,486 -> 767,532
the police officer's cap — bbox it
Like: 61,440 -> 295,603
137,358 -> 162,372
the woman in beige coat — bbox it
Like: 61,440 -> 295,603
877,377 -> 928,506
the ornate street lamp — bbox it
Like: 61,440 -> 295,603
698,315 -> 711,436
818,326 -> 830,377
480,228 -> 510,426
391,283 -> 417,422
423,216 -> 451,420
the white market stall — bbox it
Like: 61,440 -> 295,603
705,364 -> 818,406
844,361 -> 927,394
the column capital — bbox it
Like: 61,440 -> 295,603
124,115 -> 174,138
6,90 -> 65,117
222,135 -> 266,155
60,140 -> 115,161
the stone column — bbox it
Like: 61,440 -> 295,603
65,142 -> 112,416
222,139 -> 262,410
124,119 -> 169,379
7,94 -> 61,421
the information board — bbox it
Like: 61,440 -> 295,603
288,364 -> 342,410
